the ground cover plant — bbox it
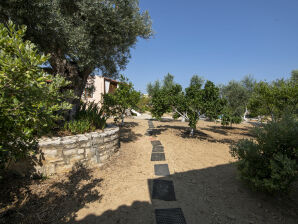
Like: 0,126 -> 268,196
63,102 -> 107,134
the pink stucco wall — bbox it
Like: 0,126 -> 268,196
84,76 -> 105,106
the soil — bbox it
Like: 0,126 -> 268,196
0,118 -> 297,224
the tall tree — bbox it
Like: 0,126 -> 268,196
0,0 -> 152,117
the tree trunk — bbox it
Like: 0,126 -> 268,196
181,112 -> 186,122
49,53 -> 93,120
243,106 -> 248,121
190,128 -> 194,136
121,114 -> 125,126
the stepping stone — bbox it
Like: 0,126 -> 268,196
152,179 -> 176,201
154,164 -> 170,176
151,153 -> 165,161
145,129 -> 153,136
155,208 -> 187,224
152,145 -> 164,153
151,140 -> 162,147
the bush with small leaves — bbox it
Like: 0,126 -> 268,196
230,115 -> 298,194
0,21 -> 73,170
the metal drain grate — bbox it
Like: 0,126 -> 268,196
151,153 -> 165,161
152,179 -> 176,201
154,164 -> 170,176
152,145 -> 164,153
151,140 -> 162,146
155,208 -> 187,224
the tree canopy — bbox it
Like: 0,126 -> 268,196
149,74 -> 225,135
248,77 -> 298,121
0,0 -> 152,117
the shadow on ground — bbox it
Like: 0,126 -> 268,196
0,163 -> 103,224
77,164 -> 297,224
1,164 -> 297,224
119,122 -> 142,143
155,125 -> 238,144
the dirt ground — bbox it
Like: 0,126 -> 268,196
1,118 -> 297,224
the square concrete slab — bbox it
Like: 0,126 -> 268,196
155,208 -> 187,224
152,179 -> 176,201
152,145 -> 164,153
151,140 -> 162,147
145,129 -> 153,136
151,153 -> 165,161
154,164 -> 170,176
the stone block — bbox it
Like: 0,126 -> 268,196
76,134 -> 89,141
69,155 -> 84,163
60,137 -> 77,145
79,141 -> 91,148
63,149 -> 77,156
93,136 -> 103,144
78,148 -> 85,154
43,149 -> 58,156
39,138 -> 61,147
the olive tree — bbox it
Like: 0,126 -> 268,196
0,0 -> 152,118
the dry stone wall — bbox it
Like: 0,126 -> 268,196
36,125 -> 119,176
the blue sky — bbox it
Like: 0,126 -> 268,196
123,0 -> 298,93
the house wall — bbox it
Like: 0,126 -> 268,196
85,76 -> 105,105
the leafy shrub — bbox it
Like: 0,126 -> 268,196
136,94 -> 150,113
0,21 -> 73,170
76,102 -> 106,130
230,115 -> 298,194
103,76 -> 140,125
63,102 -> 106,134
221,107 -> 242,126
64,119 -> 95,134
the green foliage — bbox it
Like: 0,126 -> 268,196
248,78 -> 298,121
63,101 -> 107,134
147,80 -> 161,97
0,0 -> 152,76
185,79 -> 225,132
76,102 -> 106,129
0,21 -> 73,169
136,94 -> 150,113
230,115 -> 298,194
0,0 -> 153,118
220,75 -> 256,126
64,119 -> 95,135
149,74 -> 225,135
103,76 -> 140,124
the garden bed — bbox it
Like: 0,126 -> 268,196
36,125 -> 120,176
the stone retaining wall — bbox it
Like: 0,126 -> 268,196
36,125 -> 120,176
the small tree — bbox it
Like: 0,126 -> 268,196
220,75 -> 256,126
149,74 -> 225,136
248,78 -> 298,121
103,76 -> 140,125
185,79 -> 225,135
0,21 -> 73,170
